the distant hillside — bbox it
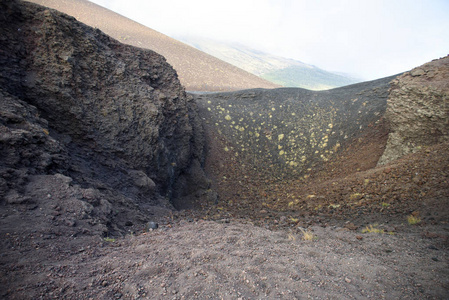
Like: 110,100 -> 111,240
27,0 -> 279,92
177,36 -> 360,90
261,66 -> 359,90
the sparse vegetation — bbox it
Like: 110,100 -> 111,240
328,204 -> 340,209
349,193 -> 363,201
407,215 -> 421,225
362,224 -> 395,235
289,217 -> 299,223
362,224 -> 384,234
103,237 -> 116,242
300,228 -> 316,241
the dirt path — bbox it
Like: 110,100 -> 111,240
1,218 -> 448,299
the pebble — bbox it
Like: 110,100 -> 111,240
147,222 -> 158,230
345,223 -> 358,230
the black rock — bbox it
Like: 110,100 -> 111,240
147,222 -> 159,230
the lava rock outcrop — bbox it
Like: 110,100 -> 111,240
193,75 -> 397,180
378,55 -> 449,165
0,0 -> 210,234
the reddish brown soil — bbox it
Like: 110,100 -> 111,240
199,119 -> 449,230
2,113 -> 448,299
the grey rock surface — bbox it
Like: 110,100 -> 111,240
378,55 -> 449,165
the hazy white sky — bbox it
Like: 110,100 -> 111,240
90,0 -> 449,80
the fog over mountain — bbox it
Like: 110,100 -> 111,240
177,36 -> 361,90
89,0 -> 449,81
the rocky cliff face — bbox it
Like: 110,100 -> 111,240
194,76 -> 395,181
191,77 -> 396,208
0,0 -> 210,235
378,55 -> 449,165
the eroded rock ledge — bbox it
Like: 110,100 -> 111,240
379,55 -> 449,165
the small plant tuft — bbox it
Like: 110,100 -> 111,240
103,237 -> 116,242
289,217 -> 299,223
362,224 -> 384,234
407,215 -> 421,225
300,228 -> 316,241
361,224 -> 394,235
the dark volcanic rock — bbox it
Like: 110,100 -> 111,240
0,88 -> 68,210
0,0 -> 209,234
193,75 -> 397,180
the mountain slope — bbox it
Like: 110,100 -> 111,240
261,65 -> 359,90
178,36 -> 360,90
27,0 -> 279,92
2,2 -> 449,298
